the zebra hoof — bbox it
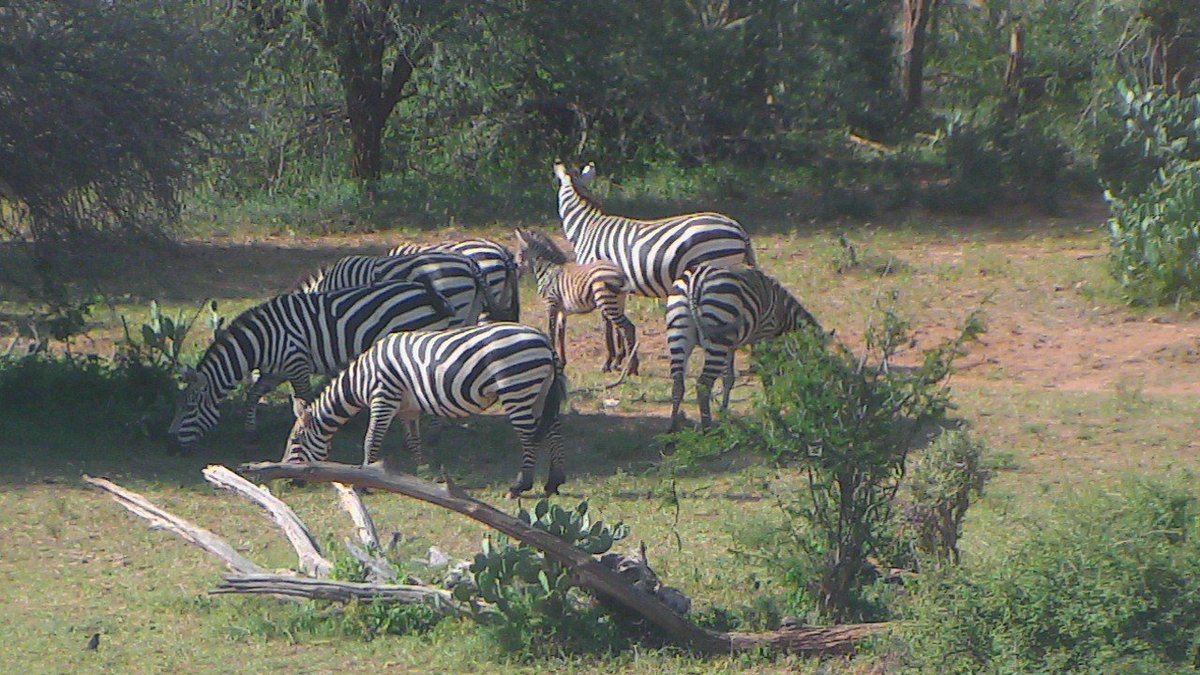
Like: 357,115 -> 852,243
544,469 -> 566,496
288,479 -> 308,489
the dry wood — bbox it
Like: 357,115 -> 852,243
333,481 -> 380,548
213,573 -> 468,616
201,465 -> 332,578
82,474 -> 263,575
345,540 -> 399,584
236,461 -> 890,655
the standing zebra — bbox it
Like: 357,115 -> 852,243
298,251 -> 496,327
167,281 -> 455,453
389,239 -> 520,321
554,162 -> 756,298
666,265 -> 822,433
513,228 -> 639,376
282,322 -> 569,497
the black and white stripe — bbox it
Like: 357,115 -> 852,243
167,281 -> 455,452
299,251 -> 496,327
282,322 -> 568,497
554,162 -> 757,298
389,239 -> 520,321
514,228 -> 638,375
666,265 -> 821,432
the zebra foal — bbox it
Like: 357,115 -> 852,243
389,239 -> 520,321
554,162 -> 756,299
666,265 -> 823,433
282,322 -> 569,497
167,281 -> 455,453
298,251 -> 496,327
513,229 -> 639,376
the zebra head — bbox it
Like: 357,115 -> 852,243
167,367 -> 220,453
281,396 -> 330,464
513,229 -> 569,274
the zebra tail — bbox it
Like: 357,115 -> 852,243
502,258 -> 521,322
688,279 -> 741,349
416,279 -> 457,323
531,359 -> 568,443
742,233 -> 758,268
469,259 -> 501,322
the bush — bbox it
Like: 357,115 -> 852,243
901,429 -> 990,566
673,301 -> 984,622
1105,83 -> 1200,305
0,352 -> 177,442
901,478 -> 1200,673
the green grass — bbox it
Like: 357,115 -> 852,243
5,200 -> 1200,671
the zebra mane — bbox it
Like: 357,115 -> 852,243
518,229 -> 570,265
194,299 -> 274,379
290,265 -> 327,293
563,165 -> 605,211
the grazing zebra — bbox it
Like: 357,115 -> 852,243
389,239 -> 520,321
298,251 -> 496,327
554,162 -> 756,298
513,228 -> 639,375
166,281 -> 455,453
282,322 -> 569,497
665,265 -> 822,433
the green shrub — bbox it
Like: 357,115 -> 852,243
461,499 -> 631,659
0,352 -> 177,442
901,478 -> 1200,674
672,301 -> 984,622
902,429 -> 990,565
1105,83 -> 1200,306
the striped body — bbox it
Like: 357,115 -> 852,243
167,281 -> 455,452
514,229 -> 639,375
554,162 -> 756,298
666,266 -> 821,432
389,239 -> 519,321
283,322 -> 568,496
300,251 -> 494,327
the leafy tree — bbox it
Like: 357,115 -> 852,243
0,0 -> 247,260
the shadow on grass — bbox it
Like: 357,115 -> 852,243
0,403 -> 736,492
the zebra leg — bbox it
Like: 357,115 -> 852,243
362,393 -> 400,467
602,317 -> 617,372
242,372 -> 283,444
720,351 -> 736,417
509,429 -> 539,498
556,309 -> 568,369
542,418 -> 567,496
697,347 -> 728,431
401,415 -> 426,467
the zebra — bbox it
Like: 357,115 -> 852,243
166,280 -> 455,454
389,239 -> 520,321
298,251 -> 496,327
554,161 -> 757,299
282,322 -> 569,497
665,265 -> 822,433
513,228 -> 639,376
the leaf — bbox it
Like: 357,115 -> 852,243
534,499 -> 549,520
538,569 -> 551,594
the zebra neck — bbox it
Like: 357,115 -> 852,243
531,260 -> 562,297
308,360 -> 370,438
198,331 -> 258,402
558,186 -> 606,240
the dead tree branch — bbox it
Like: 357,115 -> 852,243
201,465 -> 332,578
82,474 -> 263,575
236,461 -> 889,655
213,574 -> 467,616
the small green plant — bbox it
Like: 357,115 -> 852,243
459,499 -> 630,658
901,477 -> 1200,673
673,298 -> 984,622
1105,82 -> 1200,306
121,300 -> 221,369
902,429 -> 990,566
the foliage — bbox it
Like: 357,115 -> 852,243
0,0 -> 247,258
1105,82 -> 1200,305
120,300 -> 224,370
901,429 -> 990,566
673,300 -> 984,622
459,499 -> 631,658
901,477 -> 1200,673
0,352 -> 177,442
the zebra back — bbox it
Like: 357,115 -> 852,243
684,266 -> 819,349
553,162 -> 756,297
388,238 -> 520,321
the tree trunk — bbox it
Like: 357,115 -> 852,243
900,0 -> 938,117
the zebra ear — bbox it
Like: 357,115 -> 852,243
578,162 -> 596,187
552,161 -> 570,183
290,396 -> 310,420
178,366 -> 197,383
513,229 -> 526,245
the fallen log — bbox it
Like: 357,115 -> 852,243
201,465 -> 332,578
83,475 -> 263,575
236,461 -> 890,655
213,574 -> 467,617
